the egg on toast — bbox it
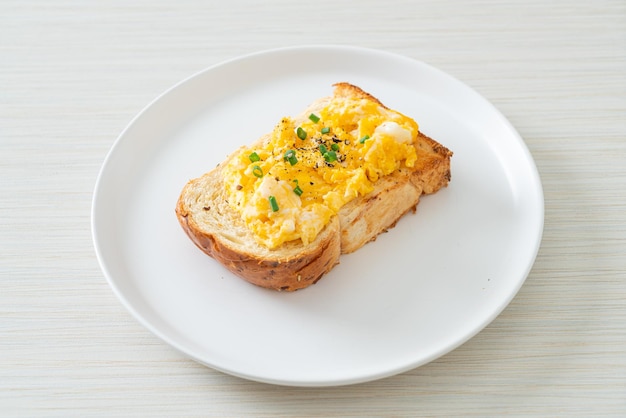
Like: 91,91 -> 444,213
176,83 -> 452,291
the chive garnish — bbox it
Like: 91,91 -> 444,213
321,127 -> 330,134
309,113 -> 320,123
252,165 -> 263,178
293,180 -> 303,196
268,195 -> 279,212
359,135 -> 370,144
296,127 -> 307,140
323,150 -> 338,163
319,144 -> 328,154
249,152 -> 260,162
331,143 -> 339,151
283,150 -> 298,166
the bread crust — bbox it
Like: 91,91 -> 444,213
177,192 -> 341,291
176,84 -> 452,291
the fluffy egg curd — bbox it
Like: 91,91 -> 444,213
222,96 -> 420,249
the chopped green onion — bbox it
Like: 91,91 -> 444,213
319,144 -> 328,154
252,165 -> 263,178
308,113 -> 320,123
331,143 -> 339,151
359,135 -> 370,144
323,150 -> 338,163
268,195 -> 279,212
296,127 -> 307,140
283,150 -> 298,166
248,152 -> 260,162
293,179 -> 303,196
321,127 -> 330,135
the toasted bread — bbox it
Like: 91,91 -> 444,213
176,83 -> 452,291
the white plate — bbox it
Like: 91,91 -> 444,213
92,45 -> 543,387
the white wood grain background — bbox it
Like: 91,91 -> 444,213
1,0 -> 625,416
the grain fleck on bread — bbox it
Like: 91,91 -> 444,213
176,83 -> 452,291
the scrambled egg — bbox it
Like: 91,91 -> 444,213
222,95 -> 419,249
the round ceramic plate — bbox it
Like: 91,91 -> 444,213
92,45 -> 543,387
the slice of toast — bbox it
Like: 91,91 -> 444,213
176,83 -> 452,291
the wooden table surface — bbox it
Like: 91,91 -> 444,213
2,0 -> 625,416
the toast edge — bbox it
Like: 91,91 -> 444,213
176,197 -> 341,291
